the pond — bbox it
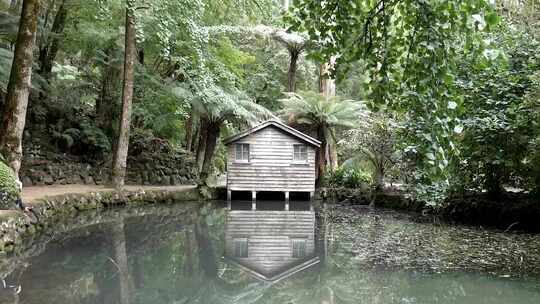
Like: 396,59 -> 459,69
1,200 -> 540,303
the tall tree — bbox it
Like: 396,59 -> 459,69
318,58 -> 338,170
96,43 -> 123,136
111,0 -> 136,188
187,89 -> 272,183
286,0 -> 498,199
111,220 -> 133,304
37,0 -> 68,80
279,91 -> 361,181
273,30 -> 307,92
0,0 -> 41,179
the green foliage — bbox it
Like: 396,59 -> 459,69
339,112 -> 398,187
0,159 -> 19,208
453,23 -> 540,195
50,119 -> 111,157
279,90 -> 364,140
210,37 -> 256,83
323,166 -> 372,189
285,0 -> 500,200
132,67 -> 188,143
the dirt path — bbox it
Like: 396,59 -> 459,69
22,184 -> 197,203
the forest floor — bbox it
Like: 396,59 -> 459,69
22,184 -> 196,203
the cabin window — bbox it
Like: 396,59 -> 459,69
235,144 -> 250,162
292,239 -> 307,258
293,144 -> 308,161
233,238 -> 248,258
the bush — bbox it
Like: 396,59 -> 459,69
0,157 -> 19,209
50,119 -> 111,158
323,166 -> 372,189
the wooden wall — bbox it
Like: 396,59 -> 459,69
225,210 -> 316,276
227,126 -> 316,193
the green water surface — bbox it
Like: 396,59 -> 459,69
1,201 -> 539,304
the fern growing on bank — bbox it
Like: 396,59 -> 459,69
0,155 -> 20,209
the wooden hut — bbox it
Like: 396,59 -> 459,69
224,209 -> 320,282
223,120 -> 321,210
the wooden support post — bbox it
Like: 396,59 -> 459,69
285,191 -> 290,211
309,192 -> 314,211
227,190 -> 231,210
252,191 -> 257,210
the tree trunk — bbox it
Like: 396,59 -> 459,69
37,0 -> 67,80
96,44 -> 122,136
319,62 -> 336,98
319,60 -> 338,170
287,48 -> 299,92
191,122 -> 199,153
0,0 -> 41,179
111,3 -> 136,189
0,90 -> 5,113
196,117 -> 209,173
200,121 -> 220,182
486,164 -> 503,198
194,215 -> 218,278
137,48 -> 144,65
327,139 -> 338,171
185,112 -> 193,151
111,220 -> 132,304
183,228 -> 194,275
283,0 -> 289,11
132,255 -> 143,289
374,164 -> 384,190
315,126 -> 327,183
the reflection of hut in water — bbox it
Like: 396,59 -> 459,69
224,210 -> 320,282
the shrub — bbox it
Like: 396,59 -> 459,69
0,157 -> 19,209
50,119 -> 111,158
323,166 -> 372,189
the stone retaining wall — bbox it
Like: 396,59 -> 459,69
19,153 -> 198,187
0,187 -> 216,255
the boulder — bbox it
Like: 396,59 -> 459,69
84,176 -> 95,185
43,175 -> 54,185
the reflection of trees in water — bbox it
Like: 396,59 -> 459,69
194,210 -> 218,278
111,219 -> 132,304
7,203 -> 540,304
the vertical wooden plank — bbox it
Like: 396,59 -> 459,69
252,191 -> 257,210
285,191 -> 289,211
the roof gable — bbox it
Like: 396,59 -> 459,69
223,120 -> 321,147
225,256 -> 320,283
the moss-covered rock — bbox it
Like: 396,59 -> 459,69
0,160 -> 20,209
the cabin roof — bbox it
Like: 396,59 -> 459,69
225,256 -> 320,283
223,120 -> 321,147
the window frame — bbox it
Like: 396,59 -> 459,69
293,144 -> 308,163
234,143 -> 250,163
233,238 -> 248,258
291,238 -> 307,258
